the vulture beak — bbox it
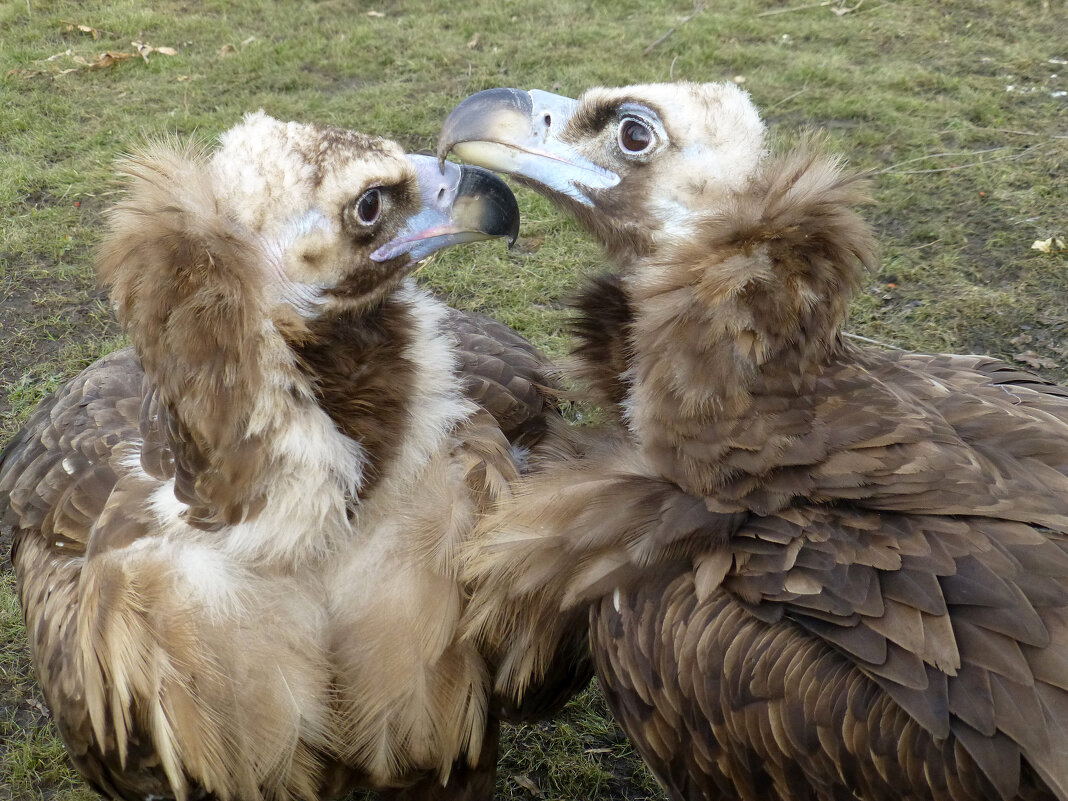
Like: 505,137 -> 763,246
371,154 -> 520,264
437,88 -> 620,206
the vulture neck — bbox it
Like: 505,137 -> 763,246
622,148 -> 876,498
291,292 -> 419,499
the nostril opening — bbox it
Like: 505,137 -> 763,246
437,187 -> 446,203
543,113 -> 552,128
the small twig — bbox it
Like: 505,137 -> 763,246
878,146 -> 1010,172
880,146 -> 1003,169
881,147 -> 1037,175
932,126 -> 1068,141
643,2 -> 704,56
844,331 -> 904,350
831,0 -> 864,15
988,128 -> 1068,140
669,54 -> 679,79
767,86 -> 809,110
910,238 -> 944,251
757,1 -> 830,18
643,28 -> 677,56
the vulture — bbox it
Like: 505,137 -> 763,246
439,82 -> 1068,801
0,111 -> 585,801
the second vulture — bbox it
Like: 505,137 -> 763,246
1,112 -> 585,801
440,82 -> 1068,801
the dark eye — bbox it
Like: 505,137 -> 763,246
618,117 -> 654,155
355,188 -> 382,225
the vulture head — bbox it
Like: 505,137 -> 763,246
108,110 -> 518,329
438,81 -> 766,261
441,83 -> 874,417
98,111 -> 520,532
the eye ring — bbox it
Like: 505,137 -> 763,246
354,187 -> 382,226
617,117 -> 655,155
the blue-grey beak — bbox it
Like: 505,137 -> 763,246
437,88 -> 620,207
371,154 -> 519,265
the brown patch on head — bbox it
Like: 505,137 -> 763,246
291,123 -> 394,188
325,254 -> 411,310
562,94 -> 634,142
292,297 -> 416,500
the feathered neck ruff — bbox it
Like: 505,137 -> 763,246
623,147 -> 878,493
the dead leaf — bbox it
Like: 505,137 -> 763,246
177,75 -> 192,82
366,10 -> 386,16
132,41 -> 152,62
513,775 -> 541,797
1032,236 -> 1066,253
241,36 -> 256,45
1014,351 -> 1058,370
219,43 -> 238,56
132,41 -> 179,62
467,33 -> 482,50
60,20 -> 117,39
87,51 -> 137,70
831,0 -> 864,15
584,747 -> 612,754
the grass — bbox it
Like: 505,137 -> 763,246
0,0 -> 1065,798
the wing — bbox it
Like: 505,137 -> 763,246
0,347 -> 167,798
593,503 -> 1068,801
3,347 -> 146,559
862,349 -> 1068,475
5,348 -> 336,800
706,345 -> 1068,529
444,307 -> 561,446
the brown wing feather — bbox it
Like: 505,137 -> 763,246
444,308 -> 560,445
3,347 -> 144,555
462,444 -> 746,699
593,556 -> 1064,801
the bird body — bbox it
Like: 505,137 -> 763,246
2,112 -> 532,800
441,83 -> 1068,801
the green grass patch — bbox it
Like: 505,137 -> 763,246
1,0 -> 1066,797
